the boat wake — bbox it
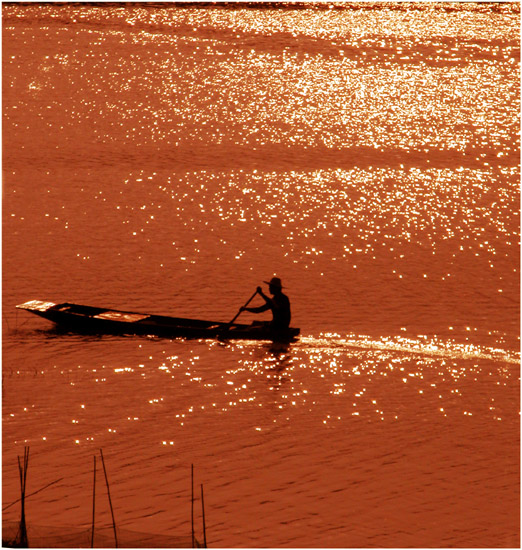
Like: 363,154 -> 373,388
295,334 -> 520,365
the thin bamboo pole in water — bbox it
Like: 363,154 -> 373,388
17,447 -> 29,547
200,483 -> 207,548
2,477 -> 64,512
191,464 -> 195,548
99,449 -> 118,548
91,455 -> 96,548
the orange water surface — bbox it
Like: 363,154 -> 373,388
2,2 -> 519,547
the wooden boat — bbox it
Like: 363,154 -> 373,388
16,300 -> 300,342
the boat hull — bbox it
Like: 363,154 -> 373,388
16,300 -> 300,342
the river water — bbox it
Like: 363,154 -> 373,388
2,2 -> 519,548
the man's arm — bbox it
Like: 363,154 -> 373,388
244,303 -> 270,314
242,286 -> 272,313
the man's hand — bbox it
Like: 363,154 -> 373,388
256,286 -> 263,294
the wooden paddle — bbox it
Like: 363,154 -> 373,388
227,289 -> 259,327
217,289 -> 259,340
217,289 -> 260,340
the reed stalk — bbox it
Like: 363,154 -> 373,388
99,449 -> 118,548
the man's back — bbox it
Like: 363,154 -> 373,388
271,291 -> 291,330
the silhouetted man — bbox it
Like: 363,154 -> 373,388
241,277 -> 291,332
